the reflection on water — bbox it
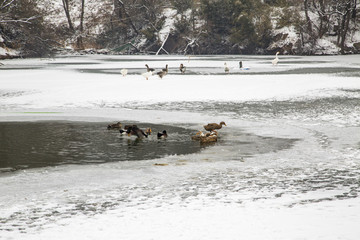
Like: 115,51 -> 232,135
0,121 -> 201,172
0,121 -> 298,173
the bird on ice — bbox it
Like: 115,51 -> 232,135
180,63 -> 186,74
224,62 -> 230,73
142,71 -> 153,80
120,69 -> 128,76
272,52 -> 280,65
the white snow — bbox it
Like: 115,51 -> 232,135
1,54 -> 360,240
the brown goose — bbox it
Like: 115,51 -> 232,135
157,70 -> 166,78
157,64 -> 168,78
145,64 -> 155,72
162,64 -> 168,74
203,121 -> 226,132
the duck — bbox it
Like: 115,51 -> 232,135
272,52 -> 280,65
191,131 -> 204,141
145,64 -> 155,72
126,125 -> 149,138
119,129 -> 127,135
203,121 -> 226,132
120,68 -> 128,76
191,131 -> 218,143
224,62 -> 230,73
145,128 -> 152,136
157,130 -> 168,139
142,71 -> 153,80
180,63 -> 186,74
107,122 -> 122,130
200,131 -> 218,144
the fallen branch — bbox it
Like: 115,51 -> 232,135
156,33 -> 169,55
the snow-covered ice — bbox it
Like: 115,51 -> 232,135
0,54 -> 360,240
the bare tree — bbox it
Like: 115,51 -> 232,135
0,0 -> 38,24
61,0 -> 74,31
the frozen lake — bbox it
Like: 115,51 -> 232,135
0,54 -> 360,239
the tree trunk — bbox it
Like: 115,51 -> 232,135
114,0 -> 139,34
304,0 -> 313,35
77,0 -> 85,49
340,4 -> 352,54
62,0 -> 74,32
80,0 -> 85,32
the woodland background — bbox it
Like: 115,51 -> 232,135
0,0 -> 359,58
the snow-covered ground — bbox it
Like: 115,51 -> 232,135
1,54 -> 360,240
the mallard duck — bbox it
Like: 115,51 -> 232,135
224,62 -> 230,73
120,68 -> 128,77
142,71 -> 152,80
180,63 -> 186,74
145,64 -> 155,72
204,121 -> 226,132
126,125 -> 148,138
157,130 -> 168,139
272,52 -> 280,65
119,129 -> 127,135
107,122 -> 122,130
145,128 -> 152,136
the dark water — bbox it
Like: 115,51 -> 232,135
0,121 -> 299,173
0,121 -> 202,172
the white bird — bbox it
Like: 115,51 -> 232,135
224,62 -> 230,73
142,71 -> 153,80
272,52 -> 280,65
120,68 -> 128,77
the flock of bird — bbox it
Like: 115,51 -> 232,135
107,122 -> 167,139
107,121 -> 227,144
117,51 -> 281,78
119,63 -> 186,80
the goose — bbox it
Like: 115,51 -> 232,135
162,64 -> 168,74
224,62 -> 230,73
204,121 -> 226,132
180,63 -> 186,74
272,52 -> 280,65
145,64 -> 155,72
157,70 -> 167,79
142,71 -> 153,80
107,122 -> 122,130
157,130 -> 168,139
120,68 -> 128,77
